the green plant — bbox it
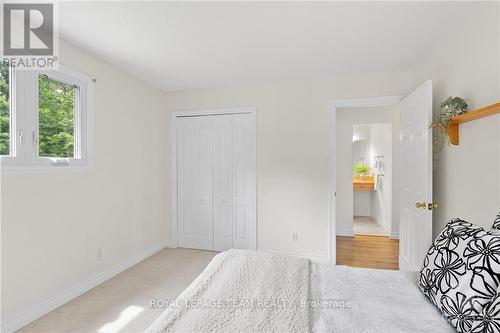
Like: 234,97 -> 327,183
431,96 -> 468,168
354,163 -> 370,176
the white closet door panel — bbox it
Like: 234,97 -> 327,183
177,118 -> 194,246
213,115 -> 234,251
178,117 -> 213,250
232,113 -> 257,250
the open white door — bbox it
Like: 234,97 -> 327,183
399,80 -> 434,271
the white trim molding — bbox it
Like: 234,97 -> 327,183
332,95 -> 402,109
336,228 -> 355,237
164,239 -> 178,248
327,102 -> 337,265
1,240 -> 169,333
390,232 -> 400,240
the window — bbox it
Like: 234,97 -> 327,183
0,64 -> 93,171
0,61 -> 11,156
38,74 -> 77,158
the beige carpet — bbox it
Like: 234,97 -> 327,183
353,216 -> 388,236
17,248 -> 218,333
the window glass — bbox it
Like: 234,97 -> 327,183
0,61 -> 10,155
38,74 -> 77,158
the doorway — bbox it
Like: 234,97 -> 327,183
352,123 -> 392,237
333,103 -> 400,270
330,81 -> 433,270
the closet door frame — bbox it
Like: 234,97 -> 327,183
171,107 -> 257,250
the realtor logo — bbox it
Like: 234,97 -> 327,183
2,3 -> 58,69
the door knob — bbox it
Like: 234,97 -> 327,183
415,202 -> 427,209
428,203 -> 438,210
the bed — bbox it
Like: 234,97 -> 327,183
145,249 -> 454,333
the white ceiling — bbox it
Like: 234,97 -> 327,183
59,1 -> 476,92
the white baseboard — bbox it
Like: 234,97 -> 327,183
164,239 -> 178,248
336,229 -> 354,237
1,240 -> 169,333
390,232 -> 400,240
261,249 -> 330,264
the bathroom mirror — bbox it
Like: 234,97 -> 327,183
353,139 -> 369,172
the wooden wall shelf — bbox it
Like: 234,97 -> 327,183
447,102 -> 500,145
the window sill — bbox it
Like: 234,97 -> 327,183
0,164 -> 94,175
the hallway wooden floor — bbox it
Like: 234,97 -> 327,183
336,235 -> 399,270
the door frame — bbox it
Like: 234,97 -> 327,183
170,106 -> 257,250
328,96 -> 401,265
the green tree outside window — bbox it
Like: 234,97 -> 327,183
0,62 -> 10,155
0,66 -> 77,158
38,75 -> 76,158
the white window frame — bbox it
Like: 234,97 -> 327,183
0,65 -> 94,173
0,62 -> 23,165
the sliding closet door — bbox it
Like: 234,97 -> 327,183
233,113 -> 257,250
213,115 -> 234,251
177,117 -> 214,250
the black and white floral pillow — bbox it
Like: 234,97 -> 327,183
493,212 -> 500,230
419,219 -> 500,332
469,291 -> 500,333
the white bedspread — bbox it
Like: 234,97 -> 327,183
146,250 -> 455,332
145,249 -> 310,333
310,264 -> 455,332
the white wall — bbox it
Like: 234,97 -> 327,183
369,124 -> 393,233
413,2 -> 500,236
352,126 -> 370,142
354,191 -> 371,216
336,106 -> 399,236
166,72 -> 412,257
0,40 -> 170,325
